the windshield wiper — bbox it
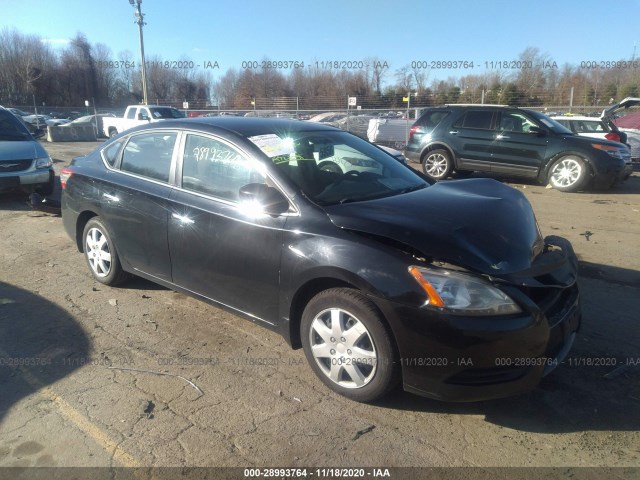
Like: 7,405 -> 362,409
396,184 -> 427,195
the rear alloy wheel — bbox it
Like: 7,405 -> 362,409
548,156 -> 588,192
301,288 -> 400,402
422,149 -> 453,180
82,217 -> 128,286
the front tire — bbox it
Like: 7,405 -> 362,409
548,155 -> 588,192
300,288 -> 400,402
82,217 -> 128,286
422,149 -> 453,180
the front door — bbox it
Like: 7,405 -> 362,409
167,132 -> 286,324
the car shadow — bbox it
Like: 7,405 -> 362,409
374,261 -> 640,433
0,281 -> 90,423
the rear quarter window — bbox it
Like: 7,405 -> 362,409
101,139 -> 125,167
417,110 -> 450,131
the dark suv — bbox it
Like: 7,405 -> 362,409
405,105 -> 632,192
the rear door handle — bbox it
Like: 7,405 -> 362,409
449,130 -> 459,135
172,213 -> 194,225
496,134 -> 510,139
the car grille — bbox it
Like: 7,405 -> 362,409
0,159 -> 33,173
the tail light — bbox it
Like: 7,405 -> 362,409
605,132 -> 621,143
60,167 -> 73,190
408,125 -> 419,142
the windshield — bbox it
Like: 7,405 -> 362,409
0,110 -> 32,140
149,107 -> 185,119
527,110 -> 574,135
249,130 -> 428,205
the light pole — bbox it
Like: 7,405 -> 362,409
129,0 -> 148,105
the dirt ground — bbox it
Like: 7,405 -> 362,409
0,141 -> 638,478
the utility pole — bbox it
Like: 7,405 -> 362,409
129,0 -> 148,105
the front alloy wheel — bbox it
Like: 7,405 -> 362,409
301,288 -> 400,402
422,149 -> 453,180
549,156 -> 587,192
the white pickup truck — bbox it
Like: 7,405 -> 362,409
102,105 -> 184,138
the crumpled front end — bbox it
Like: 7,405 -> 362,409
377,235 -> 581,402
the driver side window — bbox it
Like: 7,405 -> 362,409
181,134 -> 264,202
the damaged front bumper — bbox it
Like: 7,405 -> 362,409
378,235 -> 581,402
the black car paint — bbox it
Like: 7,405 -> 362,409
405,105 -> 631,187
62,118 -> 580,401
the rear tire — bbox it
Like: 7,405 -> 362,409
548,155 -> 588,192
82,217 -> 128,286
300,288 -> 400,402
422,149 -> 453,180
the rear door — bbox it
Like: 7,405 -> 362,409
449,109 -> 497,172
99,130 -> 178,281
167,132 -> 287,324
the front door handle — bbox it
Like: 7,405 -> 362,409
496,134 -> 510,140
172,213 -> 194,225
449,130 -> 459,135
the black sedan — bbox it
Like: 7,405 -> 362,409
61,118 -> 581,402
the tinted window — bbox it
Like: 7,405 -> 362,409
121,132 -> 177,182
126,108 -> 136,119
417,110 -> 451,131
182,134 -> 264,201
455,110 -> 494,129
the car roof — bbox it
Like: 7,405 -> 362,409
140,117 -> 340,137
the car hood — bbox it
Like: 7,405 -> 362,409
324,179 -> 544,276
0,140 -> 46,161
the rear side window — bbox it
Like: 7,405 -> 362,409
454,110 -> 494,130
120,132 -> 177,182
573,120 -> 608,133
417,110 -> 450,132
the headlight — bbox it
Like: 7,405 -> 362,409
35,156 -> 52,169
591,143 -> 624,159
408,266 -> 522,316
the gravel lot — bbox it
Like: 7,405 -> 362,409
0,141 -> 638,478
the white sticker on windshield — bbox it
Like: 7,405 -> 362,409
248,134 -> 295,157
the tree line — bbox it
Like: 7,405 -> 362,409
1,27 -> 638,111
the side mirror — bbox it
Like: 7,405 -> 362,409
33,128 -> 46,139
529,126 -> 546,136
239,183 -> 289,215
137,113 -> 150,121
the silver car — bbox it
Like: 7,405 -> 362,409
0,107 -> 54,195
